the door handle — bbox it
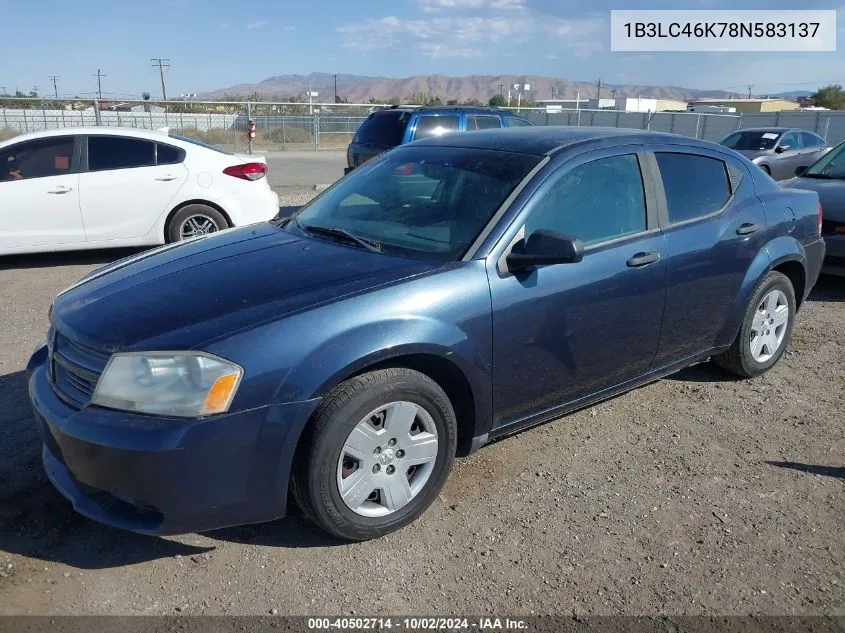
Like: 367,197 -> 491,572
155,174 -> 178,181
47,186 -> 72,194
626,251 -> 661,267
736,222 -> 762,235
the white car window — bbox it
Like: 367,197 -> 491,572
0,136 -> 75,181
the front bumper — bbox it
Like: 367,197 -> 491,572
27,346 -> 320,535
822,233 -> 845,277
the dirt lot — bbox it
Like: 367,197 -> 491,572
0,244 -> 842,616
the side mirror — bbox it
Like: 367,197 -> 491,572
795,165 -> 808,177
775,145 -> 788,154
506,229 -> 584,271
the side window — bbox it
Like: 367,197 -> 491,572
412,115 -> 460,140
655,152 -> 731,224
467,115 -> 502,130
800,132 -> 821,148
525,154 -> 647,247
506,117 -> 532,127
88,136 -> 156,172
157,143 -> 183,165
779,132 -> 800,150
0,136 -> 75,181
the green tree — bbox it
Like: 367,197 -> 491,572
811,84 -> 845,110
488,94 -> 507,107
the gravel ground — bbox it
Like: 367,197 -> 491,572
0,238 -> 842,616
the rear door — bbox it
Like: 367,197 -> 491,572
0,135 -> 85,251
648,148 -> 767,367
79,135 -> 188,242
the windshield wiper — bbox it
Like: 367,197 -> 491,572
299,224 -> 382,253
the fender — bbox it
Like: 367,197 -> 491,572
280,315 -> 493,441
714,235 -> 806,348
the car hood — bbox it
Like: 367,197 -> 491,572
51,223 -> 442,352
781,176 -> 845,222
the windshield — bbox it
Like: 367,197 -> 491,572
804,140 -> 845,178
720,130 -> 782,151
353,111 -> 411,146
292,146 -> 540,261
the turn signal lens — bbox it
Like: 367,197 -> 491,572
202,372 -> 240,415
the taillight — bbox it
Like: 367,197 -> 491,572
818,201 -> 823,239
223,162 -> 266,181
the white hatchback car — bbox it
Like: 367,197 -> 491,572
0,127 -> 280,255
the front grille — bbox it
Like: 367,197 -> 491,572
48,330 -> 110,408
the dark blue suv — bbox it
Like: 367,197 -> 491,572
345,105 -> 533,174
28,128 -> 825,542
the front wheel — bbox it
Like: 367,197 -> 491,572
712,271 -> 796,378
291,368 -> 457,541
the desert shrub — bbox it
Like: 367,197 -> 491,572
0,127 -> 19,141
178,127 -> 233,146
265,125 -> 311,144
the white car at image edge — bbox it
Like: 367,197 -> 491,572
0,127 -> 280,255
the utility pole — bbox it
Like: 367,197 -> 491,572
551,86 -> 556,100
151,58 -> 170,100
334,73 -> 338,103
498,83 -> 504,97
747,84 -> 754,98
595,78 -> 604,101
31,85 -> 39,97
93,68 -> 105,99
0,86 -> 7,97
49,75 -> 60,99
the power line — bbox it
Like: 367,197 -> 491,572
49,75 -> 59,99
93,68 -> 106,99
151,58 -> 170,100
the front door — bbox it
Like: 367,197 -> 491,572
0,135 -> 84,251
487,150 -> 668,430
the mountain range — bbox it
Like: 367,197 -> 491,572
202,72 -> 742,103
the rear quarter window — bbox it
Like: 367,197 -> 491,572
655,152 -> 732,224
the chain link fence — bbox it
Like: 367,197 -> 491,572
3,97 -> 845,189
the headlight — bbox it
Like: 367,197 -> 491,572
91,352 -> 243,418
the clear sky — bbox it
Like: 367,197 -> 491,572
2,0 -> 843,98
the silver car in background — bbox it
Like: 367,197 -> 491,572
719,127 -> 831,181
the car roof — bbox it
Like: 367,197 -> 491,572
730,127 -> 804,134
0,126 -> 173,147
408,126 -> 713,157
378,105 -> 527,117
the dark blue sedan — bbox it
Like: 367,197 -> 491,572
27,127 -> 826,541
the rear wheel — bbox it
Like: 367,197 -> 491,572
712,271 -> 795,378
166,204 -> 228,243
291,368 -> 457,541
759,164 -> 771,176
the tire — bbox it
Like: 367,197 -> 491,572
760,164 -> 771,176
166,204 -> 228,243
712,271 -> 796,378
291,368 -> 457,541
